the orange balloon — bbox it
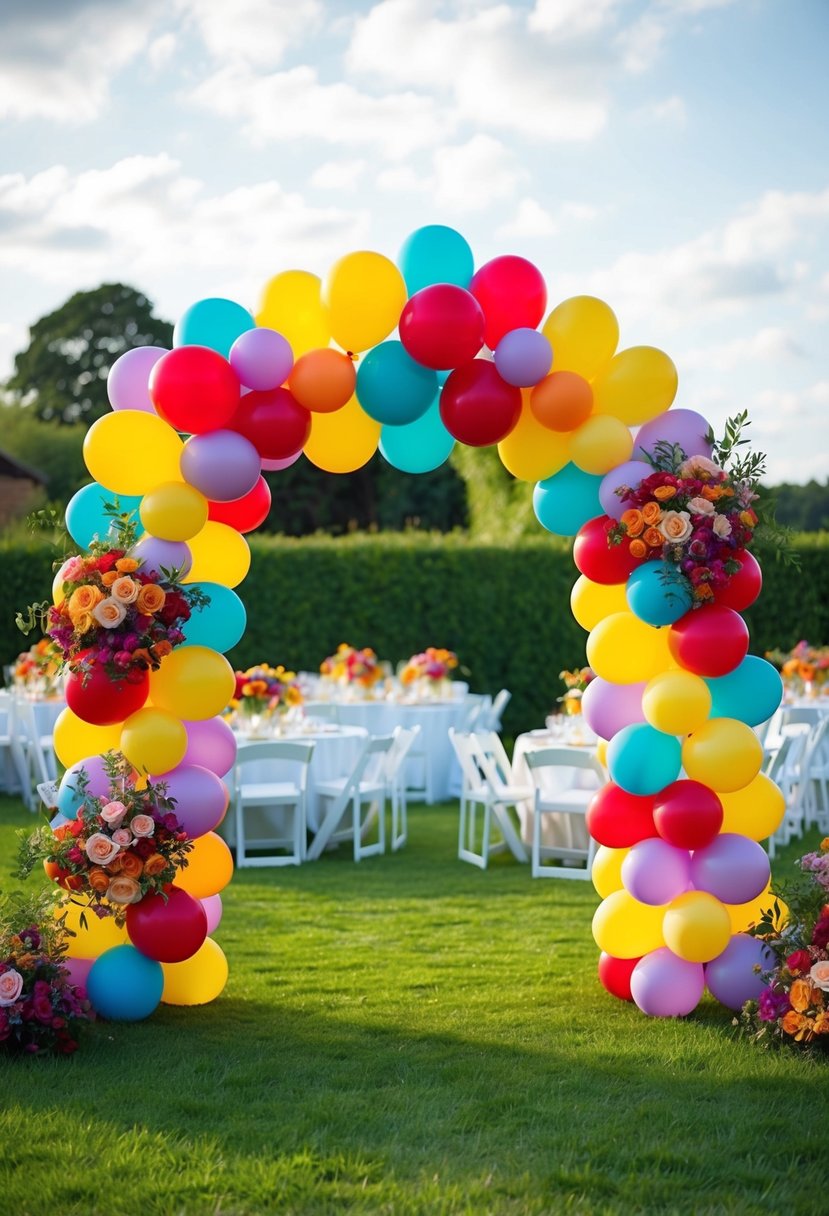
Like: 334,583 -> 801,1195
530,371 -> 593,432
288,348 -> 356,413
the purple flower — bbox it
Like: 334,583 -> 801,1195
122,633 -> 141,652
21,927 -> 41,950
757,985 -> 790,1022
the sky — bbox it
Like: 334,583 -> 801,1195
0,0 -> 827,484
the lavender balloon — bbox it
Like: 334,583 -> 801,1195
230,327 -> 294,392
132,535 -> 192,579
631,947 -> 705,1017
58,754 -> 119,817
689,833 -> 771,905
704,933 -> 775,1011
582,677 -> 647,741
182,717 -> 237,777
635,409 -> 713,462
622,837 -> 692,906
200,895 -> 224,935
180,430 -> 261,501
154,763 -> 229,838
107,346 -> 168,412
493,328 -> 552,387
261,450 -> 302,472
599,459 -> 653,520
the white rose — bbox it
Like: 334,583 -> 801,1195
810,961 -> 829,992
712,514 -> 732,538
688,497 -> 715,516
657,510 -> 693,544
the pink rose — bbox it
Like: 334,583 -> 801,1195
110,576 -> 140,605
92,597 -> 127,629
84,832 -> 121,866
111,827 -> 133,847
688,497 -> 715,516
712,514 -> 732,538
61,556 -> 86,582
810,960 -> 829,992
100,800 -> 127,828
0,968 -> 24,1006
130,814 -> 156,838
678,455 -> 721,481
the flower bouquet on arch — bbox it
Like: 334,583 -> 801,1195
320,644 -> 384,696
399,647 -> 459,699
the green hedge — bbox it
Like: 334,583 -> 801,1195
2,532 -> 828,737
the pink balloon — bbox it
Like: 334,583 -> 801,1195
622,837 -> 692,905
581,678 -> 647,741
200,895 -> 223,935
107,346 -> 168,412
230,327 -> 294,392
631,947 -> 705,1017
261,450 -> 302,472
62,956 -> 94,1000
182,717 -> 237,777
155,763 -> 229,838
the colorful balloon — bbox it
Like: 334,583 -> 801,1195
185,522 -> 251,588
591,347 -> 678,426
182,716 -> 237,778
573,517 -> 642,585
230,388 -> 311,462
120,706 -> 188,776
153,764 -> 229,838
581,677 -> 647,741
173,298 -> 255,358
630,948 -> 704,1017
66,484 -> 144,550
379,398 -> 455,474
323,250 -> 407,353
497,396 -> 570,482
107,346 -> 168,412
586,612 -> 673,684
592,889 -> 666,958
255,270 -> 330,357
83,411 -> 184,496
493,327 -> 552,387
704,655 -> 782,727
87,945 -> 163,1021
652,779 -> 723,849
569,414 -> 634,476
131,535 -> 191,581
229,326 -> 293,392
398,224 -> 474,294
161,937 -> 228,1006
356,341 -> 438,425
530,370 -> 593,432
607,723 -> 682,796
662,891 -> 732,964
139,481 -> 207,543
304,394 -> 381,473
288,348 -> 356,413
597,951 -> 639,1002
65,660 -> 149,727
174,832 -> 234,899
718,774 -> 785,841
178,581 -> 247,653
207,476 -> 272,534
642,669 -> 712,736
439,362 -> 522,447
53,708 -> 123,770
704,933 -> 775,1011
635,408 -> 713,462
149,646 -> 236,721
681,717 -> 763,792
150,346 -> 240,433
668,605 -> 749,677
689,833 -> 771,905
586,783 -> 657,848
598,460 -> 653,521
469,255 -> 547,349
622,838 -> 692,906
625,562 -> 694,628
533,464 -> 604,537
398,284 -> 485,370
126,886 -> 208,963
180,430 -> 262,502
570,576 -> 629,632
542,296 -> 619,380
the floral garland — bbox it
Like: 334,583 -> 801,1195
399,647 -> 458,685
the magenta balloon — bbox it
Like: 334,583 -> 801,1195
261,450 -> 302,472
132,535 -> 192,580
107,346 -> 168,412
230,328 -> 294,392
635,409 -> 713,462
182,717 -> 237,777
598,460 -> 654,521
62,956 -> 94,1000
180,429 -> 262,501
689,833 -> 770,904
493,328 -> 552,387
581,678 -> 647,741
631,947 -> 705,1017
200,894 -> 224,935
704,933 -> 775,1011
622,837 -> 692,906
154,763 -> 229,838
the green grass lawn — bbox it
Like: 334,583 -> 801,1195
1,793 -> 827,1216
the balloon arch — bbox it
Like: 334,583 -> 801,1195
48,225 -> 783,1022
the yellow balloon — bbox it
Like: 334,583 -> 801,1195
175,832 -> 234,900
186,522 -> 250,588
591,347 -> 678,426
543,296 -> 619,381
57,898 -> 128,959
161,937 -> 228,1006
662,891 -> 732,963
725,883 -> 788,934
591,890 -> 666,959
719,773 -> 786,840
586,612 -> 673,684
682,718 -> 763,793
642,670 -> 712,736
139,481 -> 208,542
592,845 -> 629,898
323,251 -> 407,353
149,646 -> 236,721
83,411 -> 184,495
570,576 -> 629,632
255,269 -> 330,358
569,413 -> 633,475
304,393 -> 381,472
497,394 -> 570,481
53,708 -> 123,769
120,706 -> 187,776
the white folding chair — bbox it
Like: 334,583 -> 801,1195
0,691 -> 22,797
479,688 -> 511,733
448,728 -> 530,869
12,697 -> 57,811
524,747 -> 604,879
802,716 -> 829,831
447,694 -> 492,799
385,724 -> 421,852
306,734 -> 395,862
766,730 -> 810,857
232,739 -> 315,867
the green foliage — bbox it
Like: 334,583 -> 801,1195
4,283 -> 172,424
771,479 -> 829,532
0,409 -> 87,505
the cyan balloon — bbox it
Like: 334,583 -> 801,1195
356,341 -> 438,425
398,225 -> 475,295
379,398 -> 455,474
87,945 -> 163,1021
626,561 -> 693,627
66,483 -> 144,549
180,582 -> 247,653
173,298 -> 255,358
608,723 -> 682,796
705,655 -> 783,726
533,463 -> 603,536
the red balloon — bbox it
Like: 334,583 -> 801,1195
668,603 -> 749,677
713,550 -> 762,611
231,387 -> 311,460
573,516 -> 642,585
598,952 -> 640,1002
208,475 -> 272,533
653,779 -> 723,849
150,346 -> 240,434
126,885 -> 208,963
586,782 -> 656,848
65,655 -> 149,727
439,362 -> 521,447
469,256 -> 547,350
398,285 -> 485,370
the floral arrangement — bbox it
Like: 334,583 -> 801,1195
320,643 -> 383,688
229,664 -> 303,716
18,753 -> 193,924
738,838 -> 829,1048
11,638 -> 62,693
399,647 -> 459,686
765,641 -> 829,693
558,666 -> 595,714
0,891 -> 92,1055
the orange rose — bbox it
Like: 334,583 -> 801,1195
653,485 -> 677,501
620,509 -> 644,537
115,557 -> 140,573
72,610 -> 96,635
701,484 -> 723,501
68,584 -> 104,619
643,527 -> 663,548
106,876 -> 142,905
150,641 -> 173,661
641,502 -> 662,525
789,978 -> 814,1013
101,571 -> 119,587
88,866 -> 111,894
798,663 -> 816,682
136,583 -> 166,614
119,851 -> 144,879
131,648 -> 153,669
143,853 -> 168,878
782,659 -> 800,677
628,539 -> 647,560
110,576 -> 140,605
781,1010 -> 813,1041
106,854 -> 125,874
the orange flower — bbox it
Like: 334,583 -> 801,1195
789,978 -> 814,1013
653,485 -> 677,501
643,527 -> 664,548
68,584 -> 104,619
620,509 -> 644,537
150,640 -> 173,661
798,663 -> 816,682
782,659 -> 800,677
118,851 -> 144,878
106,875 -> 142,905
111,576 -> 140,605
781,1010 -> 813,1041
740,509 -> 758,527
641,502 -> 662,526
88,866 -> 110,893
136,583 -> 166,614
694,584 -> 715,602
101,570 -> 119,587
143,853 -> 168,877
115,557 -> 140,573
131,648 -> 153,668
701,484 -> 723,501
628,539 -> 647,560
106,854 -> 125,874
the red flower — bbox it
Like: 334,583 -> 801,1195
812,918 -> 829,949
786,949 -> 813,974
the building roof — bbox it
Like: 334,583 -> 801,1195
0,447 -> 47,484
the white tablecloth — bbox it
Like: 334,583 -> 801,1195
0,692 -> 63,795
511,731 -> 605,851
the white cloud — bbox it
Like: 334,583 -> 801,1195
375,166 -> 426,194
175,0 -> 323,67
148,34 -> 177,71
433,136 -> 521,212
497,199 -> 558,238
528,0 -> 620,38
310,159 -> 367,192
647,95 -> 687,124
681,327 -> 806,374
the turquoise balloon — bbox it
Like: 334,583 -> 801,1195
180,582 -> 247,653
705,656 -> 783,726
626,562 -> 693,627
87,945 -> 163,1021
65,482 -> 143,549
533,463 -> 603,537
379,398 -> 455,473
356,341 -> 438,425
398,225 -> 475,295
608,723 -> 682,796
173,298 -> 255,358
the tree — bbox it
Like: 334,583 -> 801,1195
4,284 -> 173,424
